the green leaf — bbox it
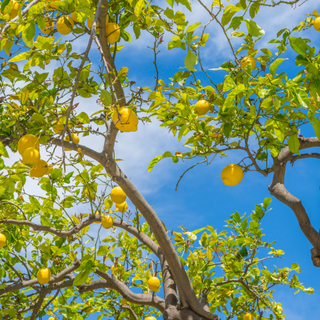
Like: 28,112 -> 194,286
97,245 -> 109,256
184,50 -> 198,72
166,0 -> 174,7
1,0 -> 10,12
244,19 -> 265,37
40,215 -> 52,227
147,151 -> 173,172
232,211 -> 241,223
164,8 -> 174,19
288,135 -> 300,155
262,198 -> 272,210
249,1 -> 260,19
304,287 -> 314,294
100,90 -> 112,106
73,269 -> 91,286
179,0 -> 192,11
186,22 -> 201,33
291,262 -> 301,273
0,142 -> 9,158
221,5 -> 240,26
312,117 -> 320,141
8,51 -> 31,63
134,0 -> 145,17
77,112 -> 90,124
223,76 -> 236,92
289,36 -> 309,56
239,246 -> 248,258
269,58 -> 287,75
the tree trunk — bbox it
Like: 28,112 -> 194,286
163,306 -> 220,320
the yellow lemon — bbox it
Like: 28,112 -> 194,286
48,317 -> 57,320
52,119 -> 71,134
112,107 -> 138,132
41,20 -> 54,34
18,134 -> 39,156
46,163 -> 53,174
0,233 -> 6,248
243,313 -> 254,320
101,214 -> 113,229
116,201 -> 128,213
56,16 -> 74,35
106,23 -> 120,44
10,1 -> 20,19
87,18 -> 99,30
22,147 -> 40,166
221,164 -> 243,186
274,305 -> 283,314
148,277 -> 160,292
313,17 -> 320,31
194,100 -> 210,115
37,267 -> 51,285
71,12 -> 78,23
64,133 -> 79,151
110,186 -> 126,204
145,317 -> 157,320
30,160 -> 49,178
241,56 -> 256,70
84,306 -> 93,313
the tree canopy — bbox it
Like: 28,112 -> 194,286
0,0 -> 319,319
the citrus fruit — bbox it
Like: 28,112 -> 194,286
106,23 -> 120,44
243,313 -> 254,320
18,134 -> 39,156
194,100 -> 210,115
112,107 -> 138,132
0,233 -> 6,248
87,18 -> 99,30
64,133 -> 79,151
71,12 -> 78,22
84,306 -> 93,313
241,56 -> 256,70
30,160 -> 49,178
145,317 -> 157,320
148,277 -> 160,292
22,147 -> 40,166
52,118 -> 71,134
41,20 -> 54,34
116,201 -> 128,213
110,186 -> 126,204
101,214 -> 113,229
48,317 -> 57,320
46,163 -> 53,174
37,267 -> 51,285
56,16 -> 74,35
11,1 -> 20,19
221,164 -> 243,186
274,305 -> 283,314
313,17 -> 320,31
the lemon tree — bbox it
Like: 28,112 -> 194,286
0,0 -> 316,320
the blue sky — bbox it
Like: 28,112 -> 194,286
2,0 -> 320,319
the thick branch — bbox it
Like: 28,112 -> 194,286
81,272 -> 165,312
102,158 -> 216,319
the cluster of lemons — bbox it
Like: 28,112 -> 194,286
39,1 -> 120,44
18,134 -> 53,177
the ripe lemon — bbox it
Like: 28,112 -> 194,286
52,119 -> 71,134
194,100 -> 210,115
18,134 -> 39,156
37,267 -> 51,285
84,306 -> 93,313
46,163 -> 53,174
313,17 -> 320,31
112,107 -> 138,132
116,201 -> 128,213
22,147 -> 40,166
71,12 -> 78,23
274,305 -> 283,314
221,164 -> 243,186
106,23 -> 120,44
56,16 -> 74,35
243,313 -> 254,320
0,233 -> 6,248
110,186 -> 126,204
148,277 -> 160,292
145,317 -> 157,320
41,20 -> 54,34
10,1 -> 20,19
30,160 -> 49,178
64,133 -> 79,151
101,214 -> 113,229
241,56 -> 255,70
87,18 -> 99,30
48,317 -> 57,320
